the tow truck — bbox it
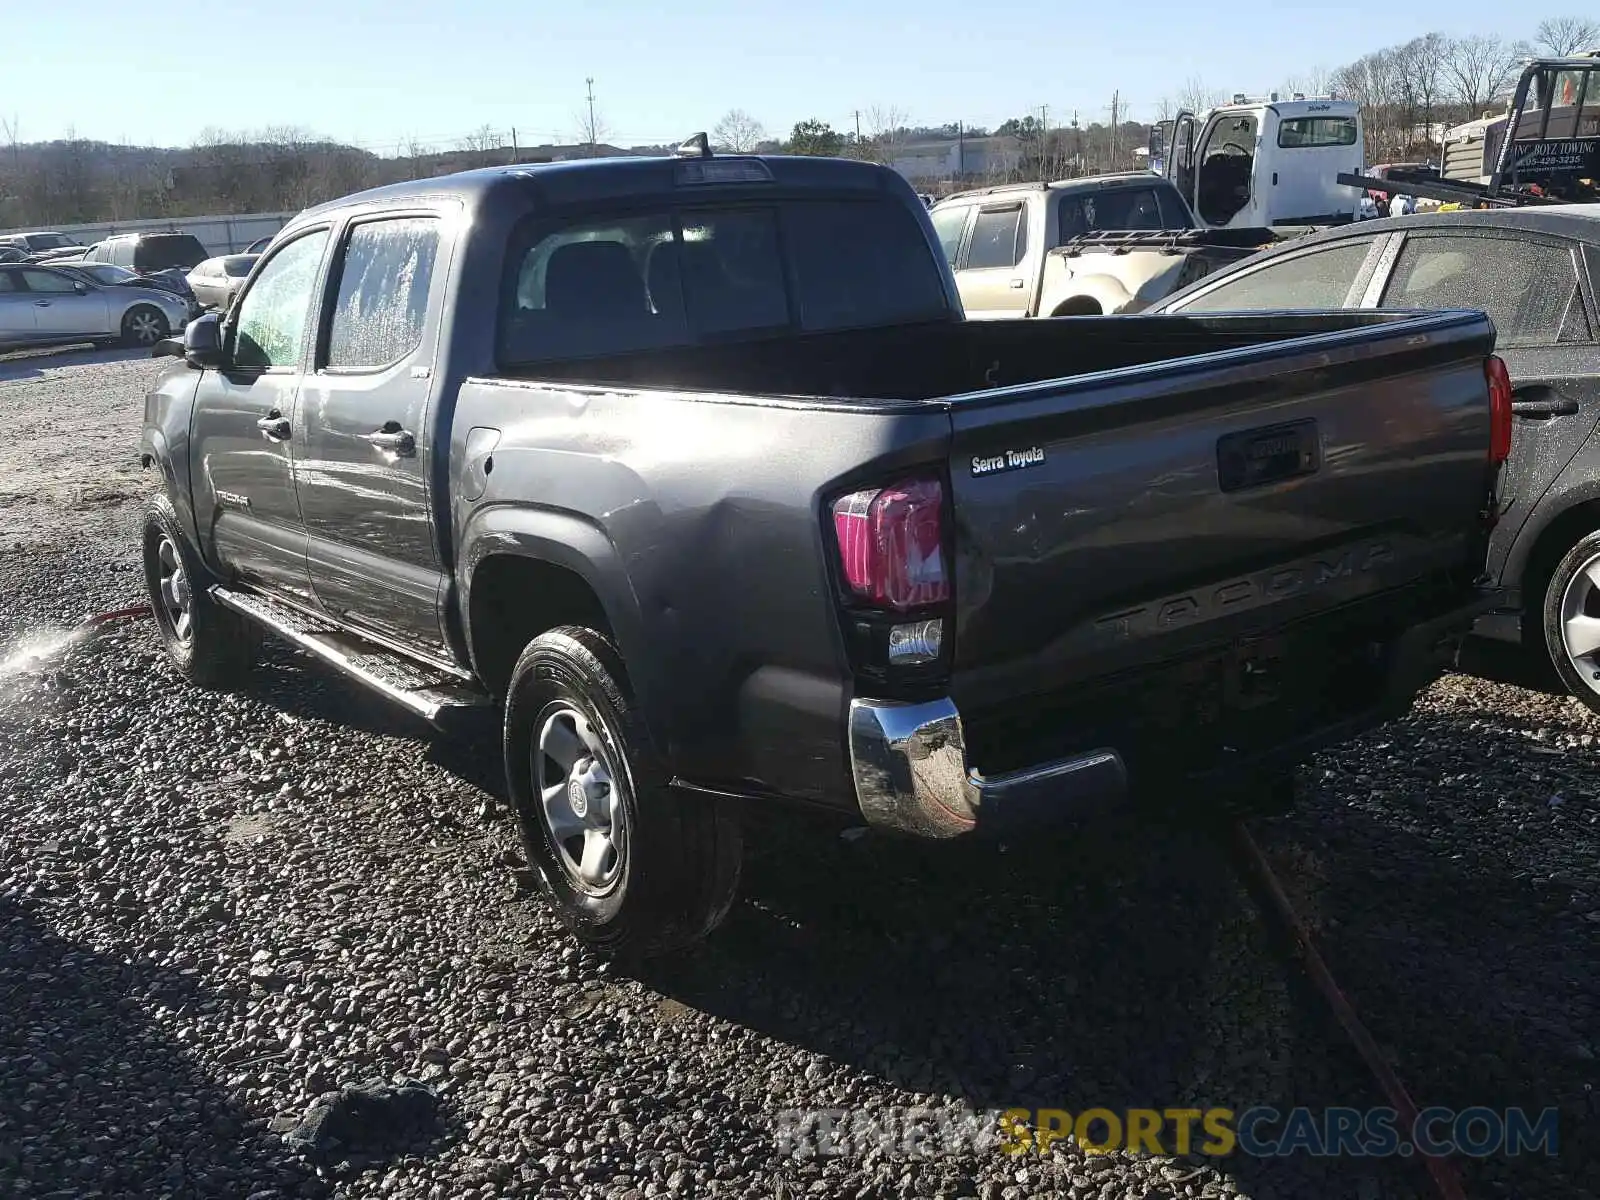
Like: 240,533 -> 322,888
1149,93 -> 1366,232
1337,52 -> 1600,208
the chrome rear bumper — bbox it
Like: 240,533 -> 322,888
847,697 -> 1127,838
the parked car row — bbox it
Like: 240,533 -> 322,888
0,225 -> 281,349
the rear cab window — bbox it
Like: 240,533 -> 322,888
1277,117 -> 1359,147
1056,186 -> 1190,241
498,198 -> 950,365
134,235 -> 210,272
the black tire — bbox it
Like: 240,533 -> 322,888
121,304 -> 169,348
141,495 -> 259,689
1541,529 -> 1600,716
504,626 -> 742,957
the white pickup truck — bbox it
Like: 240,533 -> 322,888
930,173 -> 1274,317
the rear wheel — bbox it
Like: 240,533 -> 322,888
1542,529 -> 1600,716
504,626 -> 742,957
121,305 -> 169,348
141,496 -> 258,688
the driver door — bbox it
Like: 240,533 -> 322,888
20,268 -> 108,338
1169,111 -> 1198,212
188,227 -> 332,603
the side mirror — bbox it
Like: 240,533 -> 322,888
181,313 -> 227,369
1148,124 -> 1164,160
72,280 -> 88,295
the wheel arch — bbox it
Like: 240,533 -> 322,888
458,505 -> 658,731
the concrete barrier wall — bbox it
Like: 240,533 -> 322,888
0,211 -> 298,256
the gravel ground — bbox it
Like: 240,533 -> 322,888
0,349 -> 1594,1199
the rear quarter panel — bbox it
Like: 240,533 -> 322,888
450,378 -> 951,805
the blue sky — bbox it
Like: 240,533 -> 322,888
5,1 -> 1540,151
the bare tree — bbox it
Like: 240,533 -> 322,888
1280,65 -> 1333,98
1444,34 -> 1528,116
861,105 -> 909,165
459,124 -> 504,166
1176,76 -> 1225,114
1536,16 -> 1600,57
711,109 -> 765,153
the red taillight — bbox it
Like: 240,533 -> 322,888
1486,355 -> 1513,466
831,478 -> 950,611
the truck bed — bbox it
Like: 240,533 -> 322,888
476,308 -> 1497,804
506,310 -> 1409,403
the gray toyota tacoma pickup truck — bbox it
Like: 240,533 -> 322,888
140,141 -> 1511,956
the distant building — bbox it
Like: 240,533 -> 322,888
888,136 -> 1024,182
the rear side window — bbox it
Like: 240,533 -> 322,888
1175,241 -> 1372,313
498,199 -> 950,364
1278,117 -> 1359,147
929,205 -> 970,265
326,218 -> 440,369
1380,235 -> 1581,347
965,205 -> 1025,269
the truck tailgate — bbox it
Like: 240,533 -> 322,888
946,310 -> 1496,738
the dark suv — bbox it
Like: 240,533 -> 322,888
85,232 -> 210,274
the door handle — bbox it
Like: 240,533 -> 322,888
361,426 -> 416,457
1511,389 -> 1580,419
34,300 -> 50,307
1009,278 -> 1025,288
256,414 -> 291,441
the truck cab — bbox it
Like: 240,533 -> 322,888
1153,96 -> 1365,231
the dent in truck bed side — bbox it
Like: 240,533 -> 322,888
448,375 -> 952,808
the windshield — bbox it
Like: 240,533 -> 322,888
498,199 -> 950,365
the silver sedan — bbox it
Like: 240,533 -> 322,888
0,263 -> 195,350
186,253 -> 259,313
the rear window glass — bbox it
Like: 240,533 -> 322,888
1278,117 -> 1359,148
134,235 -> 209,271
498,200 -> 949,364
1057,187 -> 1187,240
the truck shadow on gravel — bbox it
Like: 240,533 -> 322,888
639,812 -> 1382,1197
0,894 -> 329,1198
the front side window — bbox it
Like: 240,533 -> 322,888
1278,117 -> 1359,148
326,218 -> 440,369
21,269 -> 78,294
1381,235 -> 1581,347
232,231 -> 330,370
0,271 -> 19,294
498,199 -> 948,364
965,205 -> 1025,270
1175,241 -> 1372,313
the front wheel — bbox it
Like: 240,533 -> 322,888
121,305 -> 169,348
1542,529 -> 1600,716
503,626 -> 742,957
141,496 -> 259,688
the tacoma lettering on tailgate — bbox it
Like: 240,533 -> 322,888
1094,540 -> 1395,642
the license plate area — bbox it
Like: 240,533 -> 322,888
1217,418 -> 1320,493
